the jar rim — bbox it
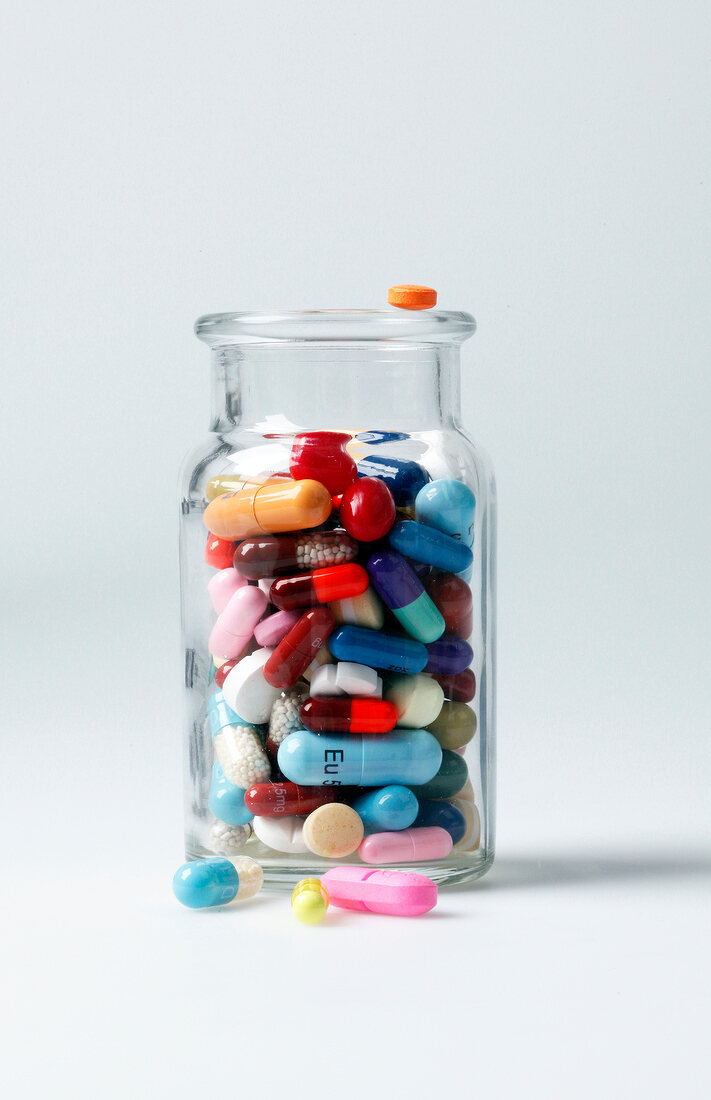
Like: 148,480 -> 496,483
195,309 -> 476,346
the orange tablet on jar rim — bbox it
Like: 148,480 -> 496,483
387,285 -> 438,310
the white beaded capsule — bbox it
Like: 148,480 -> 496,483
209,821 -> 253,856
213,724 -> 271,789
268,682 -> 310,747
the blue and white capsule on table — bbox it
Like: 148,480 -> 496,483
366,550 -> 445,644
277,728 -> 442,787
173,855 -> 264,909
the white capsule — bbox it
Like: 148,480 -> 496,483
253,814 -> 309,854
268,682 -> 310,746
222,648 -> 281,725
213,723 -> 271,788
210,821 -> 253,856
384,673 -> 444,728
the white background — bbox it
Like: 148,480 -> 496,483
1,2 -> 710,1097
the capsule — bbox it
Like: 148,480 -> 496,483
291,877 -> 330,925
409,749 -> 468,800
278,728 -> 441,787
264,608 -> 336,689
208,762 -> 253,826
208,692 -> 271,789
270,563 -> 368,611
339,476 -> 397,542
415,479 -> 475,549
253,609 -> 300,648
330,586 -> 385,630
205,532 -> 236,570
208,585 -> 268,660
423,573 -> 473,638
426,701 -> 478,750
233,530 -> 358,580
351,785 -> 419,833
206,472 -> 292,502
424,634 -> 474,675
209,821 -> 253,857
172,855 -> 263,908
289,431 -> 357,495
366,550 -> 445,644
413,799 -> 467,844
383,673 -> 444,728
357,455 -> 429,507
358,826 -> 453,864
300,697 -> 398,734
203,479 -> 333,540
330,625 -> 428,675
207,567 -> 248,613
429,668 -> 477,702
389,520 -> 473,574
244,781 -> 341,816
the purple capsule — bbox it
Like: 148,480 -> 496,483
367,551 -> 445,645
424,634 -> 473,675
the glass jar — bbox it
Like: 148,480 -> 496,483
179,306 -> 496,888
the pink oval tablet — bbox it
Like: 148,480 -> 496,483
358,826 -> 453,864
207,568 -> 248,613
321,866 -> 437,916
254,609 -> 301,648
209,585 -> 268,660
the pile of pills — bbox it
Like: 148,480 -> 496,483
175,422 -> 482,909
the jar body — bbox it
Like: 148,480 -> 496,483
180,321 -> 496,888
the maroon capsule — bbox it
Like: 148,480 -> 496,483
300,697 -> 399,734
424,573 -> 473,638
263,608 -> 336,689
270,563 -> 369,611
245,782 -> 340,816
233,530 -> 358,580
429,668 -> 477,703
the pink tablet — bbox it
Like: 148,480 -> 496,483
320,866 -> 437,916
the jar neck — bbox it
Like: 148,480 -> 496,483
209,344 -> 462,434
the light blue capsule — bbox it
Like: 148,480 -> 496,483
173,857 -> 240,908
415,479 -> 475,580
352,785 -> 419,833
389,520 -> 473,574
208,691 -> 249,738
277,728 -> 442,787
208,762 -> 253,826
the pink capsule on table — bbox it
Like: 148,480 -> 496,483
254,609 -> 301,648
208,585 -> 268,660
207,568 -> 248,613
358,826 -> 453,864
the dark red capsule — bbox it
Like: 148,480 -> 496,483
424,573 -> 473,638
300,697 -> 399,734
245,782 -> 340,816
429,668 -> 476,702
263,608 -> 336,689
289,432 -> 357,495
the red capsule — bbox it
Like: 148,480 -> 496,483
245,782 -> 340,816
233,530 -> 358,580
300,697 -> 399,734
424,573 -> 473,638
289,432 -> 357,495
429,668 -> 477,703
205,532 -> 236,570
263,608 -> 336,689
340,477 -> 396,542
270,563 -> 368,611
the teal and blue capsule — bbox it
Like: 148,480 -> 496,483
351,785 -> 420,833
408,749 -> 468,800
366,550 -> 445,644
208,762 -> 253,827
389,520 -> 473,574
357,455 -> 429,507
277,728 -> 442,787
414,798 -> 467,844
330,624 -> 428,674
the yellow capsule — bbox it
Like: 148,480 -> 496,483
291,877 -> 330,925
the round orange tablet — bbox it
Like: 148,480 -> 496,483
387,285 -> 438,310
